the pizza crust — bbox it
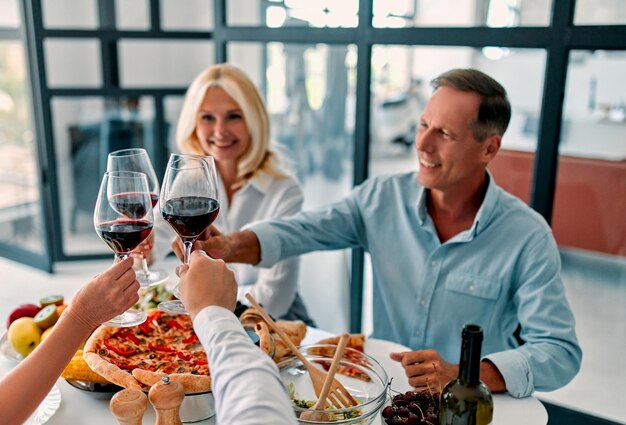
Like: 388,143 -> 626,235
83,351 -> 142,389
133,369 -> 212,394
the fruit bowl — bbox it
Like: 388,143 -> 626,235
0,330 -> 24,362
277,344 -> 389,424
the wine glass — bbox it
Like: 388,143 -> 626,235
158,154 -> 220,314
107,148 -> 169,287
94,171 -> 153,327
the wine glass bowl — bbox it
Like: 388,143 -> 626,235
158,154 -> 220,314
107,148 -> 169,287
94,171 -> 153,327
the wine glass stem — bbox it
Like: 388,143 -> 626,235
183,241 -> 193,264
141,256 -> 150,275
117,253 -> 131,261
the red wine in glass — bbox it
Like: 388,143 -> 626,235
109,192 -> 151,219
107,148 -> 169,287
94,170 -> 153,327
150,192 -> 159,208
96,219 -> 154,254
158,154 -> 220,315
161,196 -> 220,240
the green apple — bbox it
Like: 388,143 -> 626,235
7,317 -> 42,357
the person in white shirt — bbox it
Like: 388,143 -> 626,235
177,250 -> 297,425
145,63 -> 313,324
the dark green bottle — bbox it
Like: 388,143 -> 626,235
439,324 -> 493,425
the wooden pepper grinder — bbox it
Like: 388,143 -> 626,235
110,388 -> 148,425
149,375 -> 186,425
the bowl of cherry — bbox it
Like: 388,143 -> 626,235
380,388 -> 440,425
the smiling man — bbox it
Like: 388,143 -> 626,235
180,69 -> 582,398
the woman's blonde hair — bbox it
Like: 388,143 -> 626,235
176,64 -> 286,186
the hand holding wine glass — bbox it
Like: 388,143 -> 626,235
94,171 -> 154,327
158,154 -> 220,315
107,148 -> 169,287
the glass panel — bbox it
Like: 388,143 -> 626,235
554,50 -> 626,257
119,40 -> 214,87
51,96 -> 156,255
0,0 -> 20,27
373,0 -> 551,28
161,0 -> 214,31
116,0 -> 150,30
0,42 -> 44,253
44,39 -> 102,88
227,0 -> 359,27
228,42 -> 357,333
164,95 -> 184,153
42,0 -> 98,29
575,0 -> 626,25
370,45 -> 546,202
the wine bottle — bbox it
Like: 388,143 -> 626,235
439,324 -> 493,425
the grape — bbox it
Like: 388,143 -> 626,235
405,412 -> 420,425
382,406 -> 396,419
403,390 -> 417,402
397,406 -> 410,417
408,401 -> 422,414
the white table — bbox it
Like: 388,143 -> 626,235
0,257 -> 547,424
0,327 -> 547,425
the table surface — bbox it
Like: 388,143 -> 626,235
0,327 -> 547,425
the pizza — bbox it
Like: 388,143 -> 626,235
83,308 -> 308,394
83,309 -> 211,393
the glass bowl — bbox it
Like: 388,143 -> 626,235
277,344 -> 389,425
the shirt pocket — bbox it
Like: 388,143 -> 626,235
445,272 -> 502,300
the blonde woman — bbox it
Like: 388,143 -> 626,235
150,64 -> 313,324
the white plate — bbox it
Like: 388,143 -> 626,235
0,330 -> 24,363
23,384 -> 62,425
364,338 -> 413,393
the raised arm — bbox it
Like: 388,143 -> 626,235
177,251 -> 297,425
0,258 -> 138,424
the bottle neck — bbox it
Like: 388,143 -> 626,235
458,325 -> 483,385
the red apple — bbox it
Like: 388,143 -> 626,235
6,304 -> 41,329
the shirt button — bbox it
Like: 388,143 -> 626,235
431,261 -> 437,267
415,331 -> 421,336
469,284 -> 475,292
420,299 -> 426,306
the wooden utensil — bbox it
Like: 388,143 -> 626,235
300,332 -> 351,421
148,375 -> 185,425
110,388 -> 148,425
245,293 -> 357,408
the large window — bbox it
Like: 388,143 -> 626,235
0,1 -> 50,269
7,0 -> 624,303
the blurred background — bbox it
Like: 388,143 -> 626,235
0,1 -> 624,423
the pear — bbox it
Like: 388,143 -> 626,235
7,317 -> 42,357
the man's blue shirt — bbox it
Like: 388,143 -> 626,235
249,171 -> 581,397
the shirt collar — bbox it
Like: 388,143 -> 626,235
416,180 -> 428,226
240,170 -> 273,195
414,170 -> 498,236
470,170 -> 498,237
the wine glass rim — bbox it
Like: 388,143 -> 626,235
108,148 -> 148,157
105,170 -> 148,179
168,154 -> 215,170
